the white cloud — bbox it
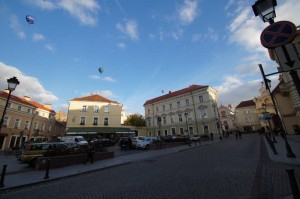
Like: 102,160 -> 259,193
45,44 -> 55,52
116,19 -> 139,40
0,62 -> 59,105
192,28 -> 218,42
83,90 -> 118,99
89,75 -> 100,80
32,33 -> 45,41
103,76 -> 116,82
178,0 -> 198,24
117,42 -> 126,49
28,0 -> 100,26
9,15 -> 26,39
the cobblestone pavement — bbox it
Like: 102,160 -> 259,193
1,134 -> 299,199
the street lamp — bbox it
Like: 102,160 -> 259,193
261,103 -> 277,143
184,112 -> 191,147
0,77 -> 20,133
252,0 -> 277,24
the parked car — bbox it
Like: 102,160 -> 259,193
162,135 -> 176,142
20,142 -> 69,167
119,137 -> 132,150
136,137 -> 153,150
131,136 -> 146,148
190,135 -> 200,141
200,135 -> 211,141
92,138 -> 116,147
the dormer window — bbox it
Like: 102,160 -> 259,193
81,105 -> 87,112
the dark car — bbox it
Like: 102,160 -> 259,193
119,137 -> 132,150
92,138 -> 116,147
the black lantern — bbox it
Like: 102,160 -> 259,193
7,76 -> 20,91
252,0 -> 277,24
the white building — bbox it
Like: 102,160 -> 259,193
143,85 -> 222,138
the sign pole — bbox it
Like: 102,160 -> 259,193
289,70 -> 300,98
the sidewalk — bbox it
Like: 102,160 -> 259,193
0,135 -> 299,191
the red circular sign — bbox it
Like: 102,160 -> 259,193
260,21 -> 297,49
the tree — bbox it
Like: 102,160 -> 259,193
124,114 -> 146,127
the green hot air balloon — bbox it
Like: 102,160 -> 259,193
98,67 -> 104,74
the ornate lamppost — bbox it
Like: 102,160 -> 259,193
0,77 -> 20,133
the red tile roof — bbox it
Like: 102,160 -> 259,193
144,85 -> 208,106
235,100 -> 255,108
70,94 -> 118,104
0,90 -> 55,113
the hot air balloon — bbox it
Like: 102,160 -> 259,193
26,15 -> 35,24
98,67 -> 104,74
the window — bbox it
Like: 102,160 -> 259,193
93,117 -> 98,125
27,108 -> 31,113
34,122 -> 38,130
94,105 -> 99,112
189,127 -> 194,134
80,117 -> 86,125
41,124 -> 45,131
200,108 -> 207,119
148,109 -> 150,115
164,130 -> 168,136
156,107 -> 159,112
7,102 -> 12,108
48,125 -> 51,132
244,110 -> 250,114
178,114 -> 183,122
199,95 -> 203,103
24,121 -> 30,129
3,116 -> 9,126
185,99 -> 190,106
170,115 -> 174,123
18,106 -> 22,111
163,105 -> 165,111
180,128 -> 184,135
147,119 -> 151,127
81,105 -> 87,112
163,117 -> 166,124
177,101 -> 180,108
14,119 -> 20,129
171,128 -> 176,135
104,118 -> 109,126
169,103 -> 172,110
104,106 -> 109,113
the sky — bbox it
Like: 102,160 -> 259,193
0,0 -> 300,116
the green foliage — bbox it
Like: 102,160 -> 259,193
124,114 -> 146,127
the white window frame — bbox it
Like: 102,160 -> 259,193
80,117 -> 86,125
94,105 -> 99,112
14,119 -> 20,129
104,117 -> 109,125
104,106 -> 109,113
81,105 -> 87,112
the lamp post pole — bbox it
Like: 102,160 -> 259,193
0,77 -> 20,133
184,112 -> 191,147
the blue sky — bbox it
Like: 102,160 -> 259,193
0,0 -> 299,115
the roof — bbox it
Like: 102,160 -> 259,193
235,100 -> 255,108
70,94 -> 118,104
143,85 -> 209,106
0,90 -> 56,113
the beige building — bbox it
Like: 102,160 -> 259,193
66,94 -> 135,139
235,100 -> 261,132
218,104 -> 236,133
0,90 -> 65,150
143,85 -> 222,138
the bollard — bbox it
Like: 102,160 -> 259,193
44,159 -> 50,179
286,169 -> 300,199
0,165 -> 7,187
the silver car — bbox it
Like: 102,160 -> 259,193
136,137 -> 153,150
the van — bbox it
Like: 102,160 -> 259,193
59,136 -> 88,146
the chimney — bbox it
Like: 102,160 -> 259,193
44,104 -> 52,110
23,96 -> 31,101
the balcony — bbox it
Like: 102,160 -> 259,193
80,122 -> 85,125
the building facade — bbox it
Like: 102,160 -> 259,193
0,91 -> 65,150
218,104 -> 236,133
235,100 -> 261,132
66,94 -> 135,139
143,85 -> 222,138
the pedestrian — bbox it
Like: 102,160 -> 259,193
235,131 -> 239,139
84,144 -> 95,164
238,131 -> 242,139
210,132 -> 213,141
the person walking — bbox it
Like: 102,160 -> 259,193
210,132 -> 214,141
84,143 -> 95,164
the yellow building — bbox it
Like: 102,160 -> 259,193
0,90 -> 65,150
143,85 -> 222,138
66,94 -> 135,139
235,100 -> 261,132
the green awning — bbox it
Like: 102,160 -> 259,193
66,127 -> 135,135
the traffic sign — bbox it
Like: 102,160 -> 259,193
275,43 -> 300,71
260,21 -> 297,49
